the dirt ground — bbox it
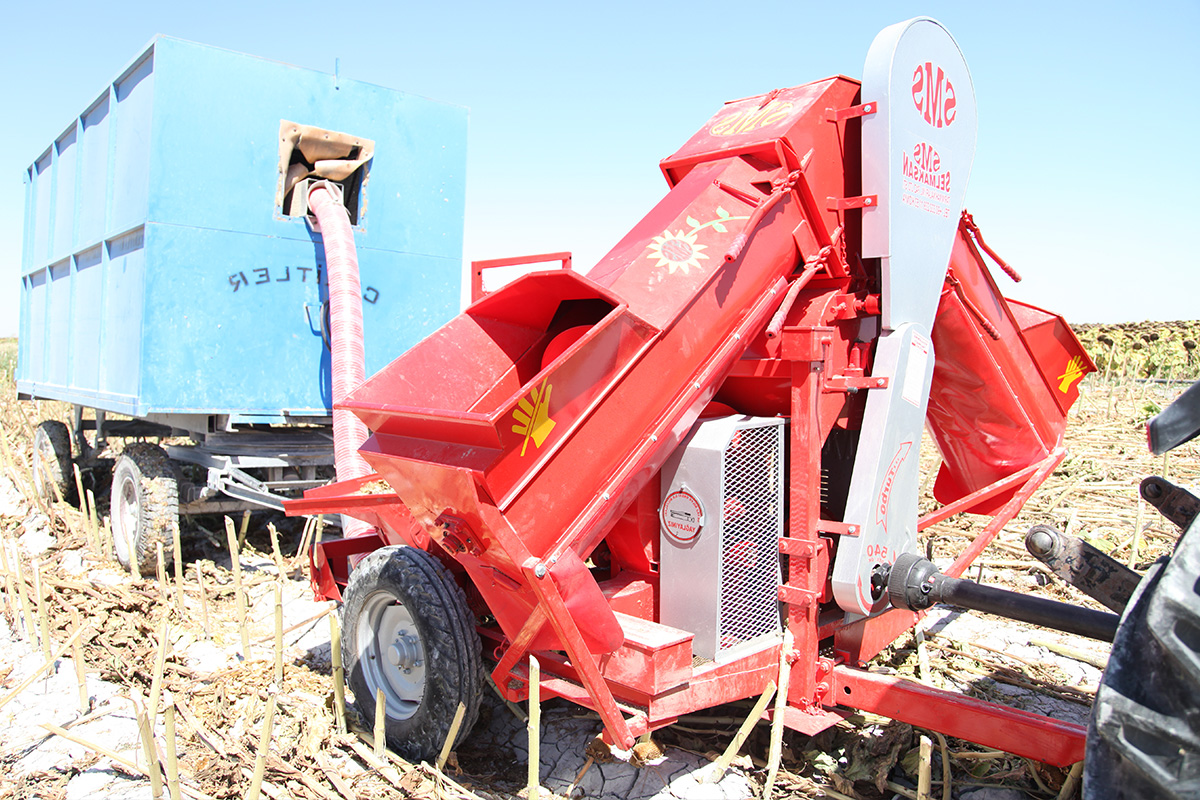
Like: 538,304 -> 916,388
1,329 -> 1197,800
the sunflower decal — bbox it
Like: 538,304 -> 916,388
647,229 -> 709,275
644,208 -> 746,275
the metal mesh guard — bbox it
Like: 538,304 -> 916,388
718,424 -> 783,651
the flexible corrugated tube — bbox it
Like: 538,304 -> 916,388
308,180 -> 373,537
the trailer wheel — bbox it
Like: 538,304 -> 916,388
342,545 -> 482,761
110,443 -> 180,575
32,420 -> 74,504
1084,519 -> 1200,798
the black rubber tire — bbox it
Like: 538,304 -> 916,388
342,545 -> 482,761
1084,519 -> 1200,799
32,420 -> 74,504
109,443 -> 180,575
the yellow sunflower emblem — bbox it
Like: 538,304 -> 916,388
647,229 -> 709,275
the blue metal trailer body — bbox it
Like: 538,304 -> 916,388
17,36 -> 466,422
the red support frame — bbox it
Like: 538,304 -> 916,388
521,560 -> 639,748
783,325 -> 833,710
470,251 -> 572,302
832,666 -> 1087,767
944,448 -> 1066,579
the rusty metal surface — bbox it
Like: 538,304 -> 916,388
1140,475 -> 1200,531
1025,524 -> 1141,613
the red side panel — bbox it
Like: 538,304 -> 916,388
927,230 -> 1095,514
1007,299 -> 1093,415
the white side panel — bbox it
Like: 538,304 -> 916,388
832,324 -> 935,615
861,17 -> 977,332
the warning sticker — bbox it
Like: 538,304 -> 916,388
902,332 -> 930,407
661,489 -> 705,546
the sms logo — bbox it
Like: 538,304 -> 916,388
911,62 -> 957,128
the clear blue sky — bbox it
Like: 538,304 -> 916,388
3,0 -> 1197,339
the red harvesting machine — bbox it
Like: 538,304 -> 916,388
288,18 -> 1103,766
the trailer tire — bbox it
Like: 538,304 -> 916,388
110,443 -> 180,575
342,545 -> 482,761
33,420 -> 74,504
1084,520 -> 1200,799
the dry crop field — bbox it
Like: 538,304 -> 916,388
0,324 -> 1197,800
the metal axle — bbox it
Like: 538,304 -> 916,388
886,553 -> 1120,642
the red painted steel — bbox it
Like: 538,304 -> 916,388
471,251 -> 572,302
944,449 -> 1066,579
927,220 -> 1095,515
286,472 -> 430,598
824,102 -> 877,123
916,462 -> 1042,531
287,69 -> 1099,762
832,666 -> 1088,767
961,211 -> 1022,283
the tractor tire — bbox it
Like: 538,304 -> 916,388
32,420 -> 74,504
1084,520 -> 1200,799
109,443 -> 180,575
342,545 -> 482,762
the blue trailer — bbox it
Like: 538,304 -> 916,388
16,36 -> 466,571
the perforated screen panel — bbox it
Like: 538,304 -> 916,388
660,415 -> 785,661
717,424 -> 783,652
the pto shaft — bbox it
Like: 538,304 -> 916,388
886,553 -> 1120,642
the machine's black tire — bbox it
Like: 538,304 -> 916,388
109,443 -> 180,575
342,545 -> 482,761
32,420 -> 74,505
1084,520 -> 1200,799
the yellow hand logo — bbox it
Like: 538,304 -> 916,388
1057,355 -> 1086,393
512,380 -> 556,456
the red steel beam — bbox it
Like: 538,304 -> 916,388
916,461 -> 1041,531
945,447 -> 1065,579
832,665 -> 1086,767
